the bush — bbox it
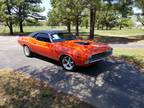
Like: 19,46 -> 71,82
24,20 -> 43,26
118,18 -> 133,29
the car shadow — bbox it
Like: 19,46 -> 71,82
16,54 -> 144,108
79,33 -> 144,44
31,53 -> 114,76
27,53 -> 142,77
32,53 -> 61,66
98,35 -> 144,44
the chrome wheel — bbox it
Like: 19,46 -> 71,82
23,46 -> 31,57
61,56 -> 75,71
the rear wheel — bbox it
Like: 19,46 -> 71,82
61,56 -> 76,71
23,45 -> 32,57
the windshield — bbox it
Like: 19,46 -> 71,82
51,33 -> 76,42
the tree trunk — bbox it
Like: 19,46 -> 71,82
86,19 -> 88,29
67,22 -> 71,32
97,23 -> 100,30
75,16 -> 79,36
119,25 -> 122,30
89,6 -> 96,39
9,22 -> 13,35
7,20 -> 13,35
106,25 -> 108,30
102,24 -> 104,30
19,20 -> 24,33
6,0 -> 13,35
109,26 -> 112,30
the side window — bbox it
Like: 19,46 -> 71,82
35,33 -> 51,43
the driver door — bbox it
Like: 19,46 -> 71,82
33,33 -> 54,58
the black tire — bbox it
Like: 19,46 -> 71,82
60,55 -> 76,71
23,45 -> 32,57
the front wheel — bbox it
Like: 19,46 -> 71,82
23,45 -> 32,57
61,56 -> 76,71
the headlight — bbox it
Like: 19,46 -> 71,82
89,55 -> 93,61
106,49 -> 113,55
84,55 -> 92,64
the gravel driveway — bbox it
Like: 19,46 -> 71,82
0,36 -> 144,108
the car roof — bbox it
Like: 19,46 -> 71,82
33,30 -> 68,35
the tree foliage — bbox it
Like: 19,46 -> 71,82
137,15 -> 144,25
48,0 -> 134,39
135,0 -> 144,14
0,0 -> 44,34
117,0 -> 133,17
135,0 -> 144,25
13,0 -> 44,32
0,0 -> 15,34
49,0 -> 86,35
0,0 -> 142,37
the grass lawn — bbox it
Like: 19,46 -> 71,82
94,29 -> 144,37
113,48 -> 144,69
80,28 -> 144,37
0,26 -> 66,35
0,26 -> 144,37
0,69 -> 94,108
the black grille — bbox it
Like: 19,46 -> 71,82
90,50 -> 112,61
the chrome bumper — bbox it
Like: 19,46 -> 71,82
85,50 -> 112,64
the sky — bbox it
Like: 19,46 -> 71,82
133,7 -> 142,14
40,0 -> 142,16
41,0 -> 52,16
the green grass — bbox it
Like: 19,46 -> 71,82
113,48 -> 144,68
0,26 -> 144,37
80,28 -> 144,37
94,29 -> 144,37
0,26 -> 66,35
114,48 -> 144,61
0,69 -> 94,108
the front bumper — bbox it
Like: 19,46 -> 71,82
84,49 -> 112,64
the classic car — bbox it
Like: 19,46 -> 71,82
18,30 -> 112,71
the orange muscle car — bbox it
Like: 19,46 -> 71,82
18,30 -> 112,71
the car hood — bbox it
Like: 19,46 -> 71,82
57,40 -> 112,55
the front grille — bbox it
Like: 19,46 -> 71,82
89,50 -> 112,62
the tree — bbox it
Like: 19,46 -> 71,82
89,0 -> 98,39
47,8 -> 62,26
81,12 -> 89,29
50,0 -> 74,32
0,0 -> 15,34
135,0 -> 144,25
117,0 -> 133,17
0,0 -> 44,34
114,0 -> 133,29
48,1 -> 73,32
95,1 -> 118,30
137,15 -> 144,26
88,0 -> 114,39
135,0 -> 144,14
95,0 -> 133,30
118,18 -> 133,29
50,0 -> 86,35
13,0 -> 44,33
71,0 -> 86,36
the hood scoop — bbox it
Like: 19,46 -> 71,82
75,42 -> 90,45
